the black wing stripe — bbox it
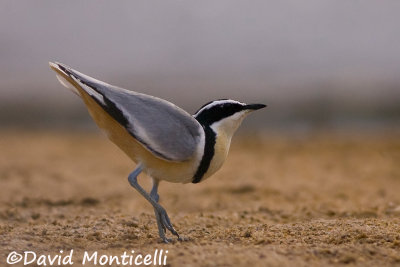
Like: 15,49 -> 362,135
61,66 -> 175,161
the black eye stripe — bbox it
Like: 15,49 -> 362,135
194,103 -> 244,125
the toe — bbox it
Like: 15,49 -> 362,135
177,236 -> 189,242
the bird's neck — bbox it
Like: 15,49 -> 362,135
192,118 -> 237,184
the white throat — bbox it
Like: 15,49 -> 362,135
209,110 -> 249,139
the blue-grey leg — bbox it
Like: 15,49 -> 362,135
127,164 -> 179,243
150,178 -> 166,241
150,178 -> 160,203
150,179 -> 168,241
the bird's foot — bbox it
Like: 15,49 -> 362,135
160,236 -> 188,243
160,237 -> 173,244
154,204 -> 180,242
177,236 -> 190,242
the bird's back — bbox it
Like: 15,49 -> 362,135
50,62 -> 206,183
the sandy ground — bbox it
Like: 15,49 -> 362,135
0,131 -> 400,266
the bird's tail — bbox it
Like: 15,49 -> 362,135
49,62 -> 81,96
49,62 -> 106,106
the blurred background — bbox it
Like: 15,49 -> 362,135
1,3 -> 400,264
1,1 -> 399,133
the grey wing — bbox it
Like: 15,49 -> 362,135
55,63 -> 203,162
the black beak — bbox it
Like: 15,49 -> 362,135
245,103 -> 267,110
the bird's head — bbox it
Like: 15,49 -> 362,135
194,99 -> 266,136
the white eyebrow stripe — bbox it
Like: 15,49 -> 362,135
194,100 -> 245,115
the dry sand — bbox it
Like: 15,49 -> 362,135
0,131 -> 400,266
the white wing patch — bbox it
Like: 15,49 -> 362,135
56,73 -> 80,96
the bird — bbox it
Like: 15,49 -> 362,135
49,62 -> 266,243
